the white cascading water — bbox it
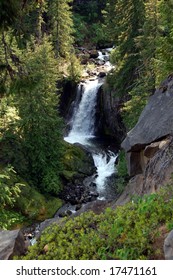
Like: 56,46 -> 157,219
64,51 -> 117,199
92,151 -> 117,199
64,79 -> 102,146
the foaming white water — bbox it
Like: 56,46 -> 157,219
98,51 -> 105,61
65,79 -> 102,145
64,134 -> 95,146
64,51 -> 118,199
93,151 -> 117,193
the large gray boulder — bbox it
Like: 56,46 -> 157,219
164,230 -> 173,260
0,229 -> 26,260
122,76 -> 173,152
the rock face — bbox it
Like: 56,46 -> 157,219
97,85 -> 126,145
122,76 -> 173,153
118,76 -> 173,202
164,230 -> 173,260
0,229 -> 26,260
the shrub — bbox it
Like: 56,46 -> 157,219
20,185 -> 173,260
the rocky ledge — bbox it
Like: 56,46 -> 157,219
119,75 -> 173,200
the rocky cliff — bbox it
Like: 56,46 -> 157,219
97,84 -> 126,145
119,75 -> 173,201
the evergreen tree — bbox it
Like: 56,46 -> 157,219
155,0 -> 173,84
13,38 -> 64,194
105,0 -> 145,97
48,0 -> 74,58
122,0 -> 159,129
0,0 -> 21,29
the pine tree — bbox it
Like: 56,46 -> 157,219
105,0 -> 145,97
48,0 -> 74,58
122,0 -> 160,129
13,38 -> 64,194
155,0 -> 173,84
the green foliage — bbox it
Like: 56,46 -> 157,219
104,0 -> 145,98
67,53 -> 82,83
0,209 -> 25,230
11,38 -> 64,194
116,150 -> 128,194
122,83 -> 149,129
155,0 -> 173,85
0,165 -> 25,229
117,150 -> 128,178
48,0 -> 74,58
0,165 -> 21,209
15,183 -> 63,222
0,164 -> 63,229
0,0 -> 21,29
20,185 -> 173,260
73,0 -> 107,47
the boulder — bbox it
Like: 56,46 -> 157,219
164,230 -> 173,260
61,141 -> 96,184
37,200 -> 111,238
0,229 -> 25,260
98,72 -> 106,78
89,50 -> 99,59
115,136 -> 173,205
121,76 -> 173,183
122,76 -> 173,153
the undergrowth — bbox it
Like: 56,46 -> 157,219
19,185 -> 173,260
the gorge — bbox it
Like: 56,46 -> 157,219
1,0 -> 173,261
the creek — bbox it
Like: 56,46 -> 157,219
64,49 -> 118,200
23,49 -> 118,244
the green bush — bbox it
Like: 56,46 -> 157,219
0,165 -> 63,229
20,185 -> 173,260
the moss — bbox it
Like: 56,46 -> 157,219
61,170 -> 77,180
61,141 -> 94,181
15,184 -> 63,221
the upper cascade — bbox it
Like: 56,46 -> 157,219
64,79 -> 103,145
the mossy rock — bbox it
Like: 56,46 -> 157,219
61,141 -> 95,182
15,184 -> 63,221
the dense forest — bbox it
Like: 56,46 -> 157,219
1,0 -> 173,260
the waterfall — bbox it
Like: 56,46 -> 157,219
64,50 -> 117,199
64,79 -> 102,146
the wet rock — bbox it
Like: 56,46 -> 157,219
89,50 -> 99,59
66,210 -> 73,216
59,183 -> 99,205
0,229 -> 25,260
61,142 -> 96,185
58,212 -> 68,218
96,60 -> 105,66
98,72 -> 106,78
75,204 -> 82,211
